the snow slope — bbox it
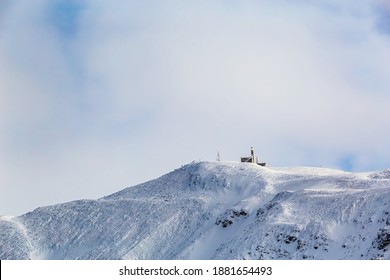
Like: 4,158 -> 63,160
1,161 -> 390,260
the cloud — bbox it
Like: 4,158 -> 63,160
1,0 -> 390,215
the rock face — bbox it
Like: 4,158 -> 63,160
1,161 -> 390,260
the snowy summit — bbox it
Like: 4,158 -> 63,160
1,161 -> 390,260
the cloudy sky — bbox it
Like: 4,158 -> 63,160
1,0 -> 390,215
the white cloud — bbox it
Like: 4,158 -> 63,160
1,0 -> 390,215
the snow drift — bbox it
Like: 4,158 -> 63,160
1,161 -> 390,260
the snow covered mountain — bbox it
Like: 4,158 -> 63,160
1,161 -> 390,260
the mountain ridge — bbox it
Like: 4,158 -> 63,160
1,161 -> 390,260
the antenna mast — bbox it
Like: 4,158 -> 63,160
216,151 -> 221,162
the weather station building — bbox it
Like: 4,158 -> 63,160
240,147 -> 266,166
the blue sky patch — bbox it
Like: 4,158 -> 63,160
374,4 -> 390,35
338,155 -> 356,172
46,0 -> 85,38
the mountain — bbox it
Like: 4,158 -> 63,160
1,161 -> 390,260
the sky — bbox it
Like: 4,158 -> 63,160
1,0 -> 390,215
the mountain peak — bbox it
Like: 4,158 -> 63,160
1,161 -> 390,259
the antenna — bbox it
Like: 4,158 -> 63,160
216,151 -> 221,162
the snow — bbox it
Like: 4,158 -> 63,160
1,161 -> 390,259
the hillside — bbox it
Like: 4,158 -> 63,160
1,161 -> 390,260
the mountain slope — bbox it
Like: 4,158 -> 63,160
1,161 -> 390,259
